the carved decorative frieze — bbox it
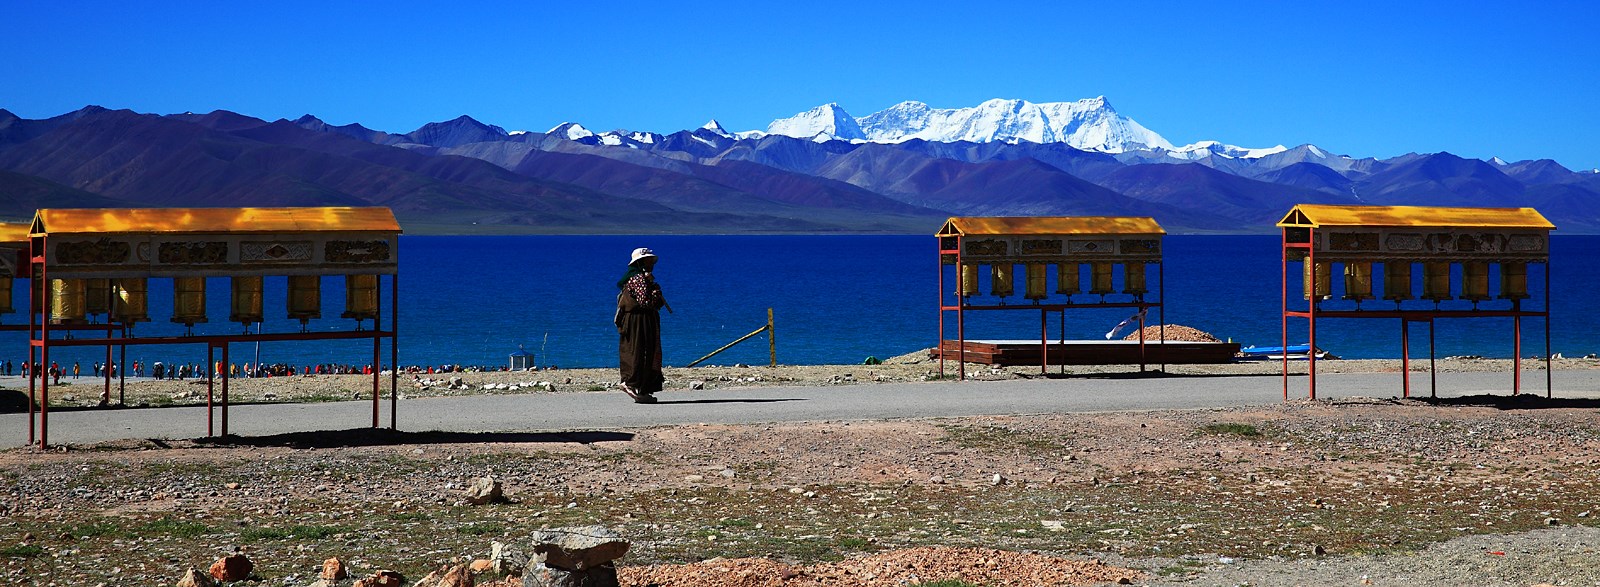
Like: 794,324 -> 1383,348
326,240 -> 392,263
56,239 -> 132,265
1120,239 -> 1160,254
1328,232 -> 1379,251
1508,234 -> 1545,252
1068,239 -> 1113,253
1020,239 -> 1062,255
965,239 -> 1006,257
1385,233 -> 1424,251
157,242 -> 228,264
241,241 -> 313,263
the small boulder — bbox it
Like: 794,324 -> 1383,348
465,476 -> 506,505
208,554 -> 253,582
176,567 -> 217,587
322,557 -> 349,580
529,526 -> 630,571
354,570 -> 404,587
490,540 -> 529,575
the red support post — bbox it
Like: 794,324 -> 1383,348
1513,315 -> 1522,396
1401,320 -> 1410,398
1281,228 -> 1289,402
1307,229 -> 1317,400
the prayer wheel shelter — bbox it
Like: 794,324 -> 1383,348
934,216 -> 1180,380
1278,204 -> 1553,400
24,207 -> 403,448
0,222 -> 31,319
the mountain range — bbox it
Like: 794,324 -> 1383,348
1,98 -> 1596,234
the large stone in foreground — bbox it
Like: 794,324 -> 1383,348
208,554 -> 253,582
175,567 -> 217,587
522,562 -> 619,587
529,526 -> 630,571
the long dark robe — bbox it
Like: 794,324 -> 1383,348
617,280 -> 664,393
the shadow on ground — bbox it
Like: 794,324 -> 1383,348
652,398 -> 804,405
1413,394 -> 1600,410
0,389 -> 33,413
1028,370 -> 1271,381
193,428 -> 634,449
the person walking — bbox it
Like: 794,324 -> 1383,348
615,247 -> 669,404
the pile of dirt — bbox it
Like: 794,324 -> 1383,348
618,546 -> 1141,586
1123,324 -> 1222,343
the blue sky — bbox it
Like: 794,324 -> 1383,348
2,1 -> 1595,169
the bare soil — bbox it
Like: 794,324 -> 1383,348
4,355 -> 1600,586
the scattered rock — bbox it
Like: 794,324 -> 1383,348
322,557 -> 349,581
353,570 -> 404,587
465,476 -> 506,505
490,540 -> 529,575
689,380 -> 705,390
175,567 -> 216,587
208,554 -> 253,582
529,525 -> 631,572
524,561 -> 619,587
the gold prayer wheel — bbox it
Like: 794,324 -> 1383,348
83,278 -> 110,316
1122,262 -> 1147,295
230,276 -> 264,324
288,275 -> 321,321
0,277 -> 12,314
1056,263 -> 1080,295
1302,261 -> 1331,300
958,263 -> 979,297
1089,263 -> 1114,295
1422,262 -> 1452,302
1383,262 -> 1413,301
1343,262 -> 1374,301
113,278 -> 150,323
1499,262 -> 1529,300
1462,262 -> 1490,302
1023,264 -> 1047,301
990,264 -> 1013,298
171,277 -> 208,325
343,274 -> 380,319
50,279 -> 86,324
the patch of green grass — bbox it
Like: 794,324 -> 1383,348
240,525 -> 345,542
387,511 -> 432,521
1198,423 -> 1263,438
836,537 -> 872,550
68,521 -> 128,539
456,522 -> 505,536
717,518 -> 756,529
938,424 -> 1066,453
1,545 -> 44,558
586,385 -> 608,392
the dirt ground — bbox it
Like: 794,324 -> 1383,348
4,354 -> 1600,586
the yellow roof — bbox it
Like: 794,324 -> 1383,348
938,216 -> 1165,236
0,222 -> 31,244
1278,205 -> 1554,230
31,207 -> 402,235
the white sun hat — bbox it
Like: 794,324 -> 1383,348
629,247 -> 658,266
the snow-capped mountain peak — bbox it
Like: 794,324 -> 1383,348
772,97 -> 1177,153
548,122 -> 594,140
701,119 -> 732,138
766,103 -> 864,141
1168,141 -> 1289,160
